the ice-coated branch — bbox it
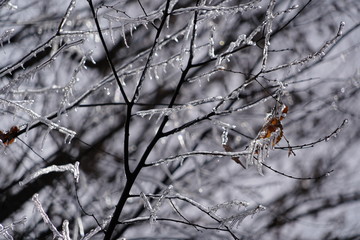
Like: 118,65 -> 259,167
119,216 -> 231,232
58,50 -> 94,116
57,0 -> 77,34
136,96 -> 223,121
19,162 -> 79,186
209,200 -> 249,213
147,150 -> 249,167
0,39 -> 84,95
62,220 -> 71,240
264,21 -> 345,73
172,0 -> 262,16
0,98 -> 76,142
131,0 -> 171,103
261,0 -> 276,70
0,35 -> 56,78
32,194 -> 63,239
0,217 -> 27,240
276,119 -> 349,151
80,218 -> 109,240
139,186 -> 173,224
140,192 -> 156,223
87,0 -> 129,104
168,193 -> 243,238
220,205 -> 266,229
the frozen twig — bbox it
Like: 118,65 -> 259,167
0,98 -> 76,142
147,150 -> 249,166
32,194 -> 63,239
0,217 -> 27,240
264,21 -> 345,73
19,162 -> 79,186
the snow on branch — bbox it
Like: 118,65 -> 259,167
19,162 -> 79,186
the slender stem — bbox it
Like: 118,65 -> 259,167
87,0 -> 129,104
103,0 -> 176,239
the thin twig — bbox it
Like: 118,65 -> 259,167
262,163 -> 334,180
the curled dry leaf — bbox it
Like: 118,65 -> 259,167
259,104 -> 288,146
0,126 -> 20,146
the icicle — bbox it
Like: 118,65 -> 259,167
162,63 -> 167,73
108,19 -> 115,44
121,24 -> 129,48
209,24 -> 216,58
6,1 -> 18,9
64,133 -> 74,144
154,66 -> 160,80
221,127 -> 229,145
40,127 -> 53,151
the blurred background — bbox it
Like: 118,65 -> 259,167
0,0 -> 360,239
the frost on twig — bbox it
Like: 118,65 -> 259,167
32,194 -> 71,240
0,217 -> 27,240
19,162 -> 79,186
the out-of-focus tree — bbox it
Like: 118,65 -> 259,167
0,0 -> 359,239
